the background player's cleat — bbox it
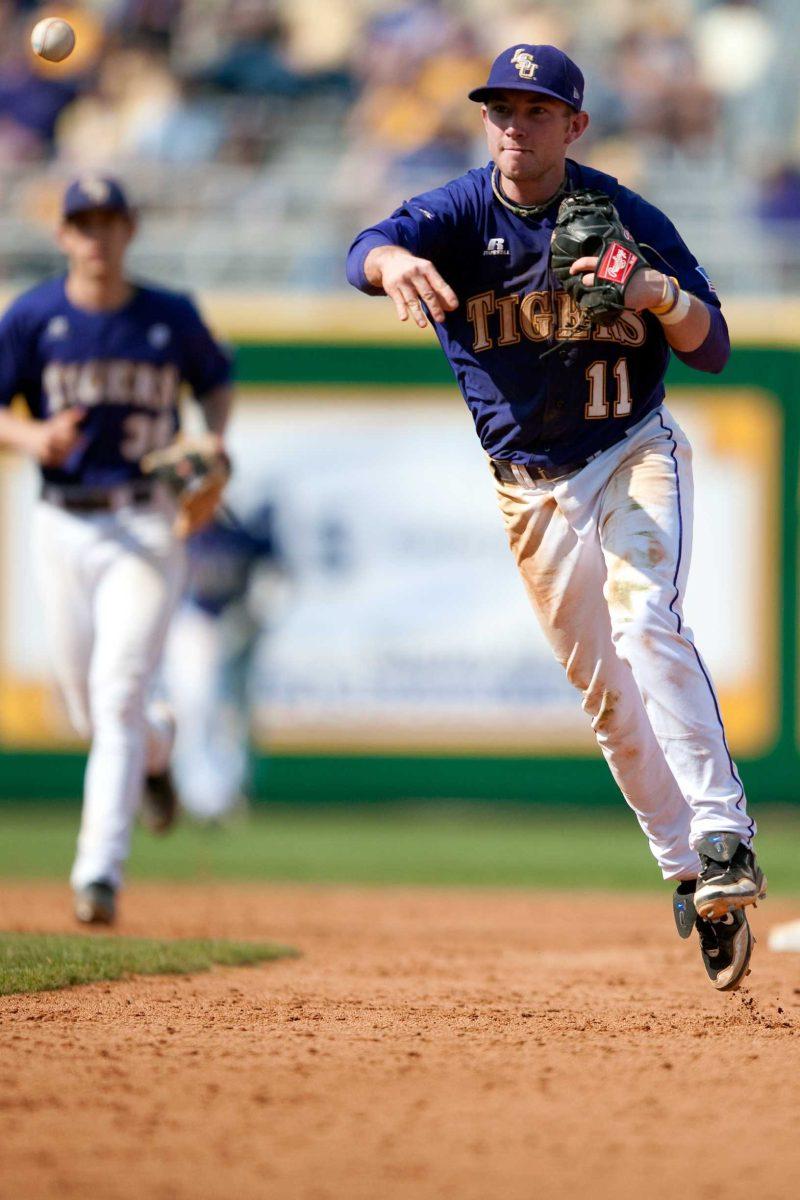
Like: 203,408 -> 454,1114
140,769 -> 179,834
696,909 -> 753,991
74,881 -> 116,925
693,832 -> 766,920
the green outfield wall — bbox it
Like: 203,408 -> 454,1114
2,336 -> 799,805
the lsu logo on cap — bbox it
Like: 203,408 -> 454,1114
597,242 -> 640,286
510,48 -> 538,80
79,177 -> 111,205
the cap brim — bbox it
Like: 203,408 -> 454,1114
468,82 -> 580,109
63,203 -> 130,219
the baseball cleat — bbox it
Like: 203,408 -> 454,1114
696,909 -> 753,991
140,767 -> 179,834
673,880 -> 698,939
693,832 -> 766,920
74,880 -> 116,925
673,880 -> 753,990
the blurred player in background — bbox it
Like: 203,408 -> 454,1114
163,503 -> 288,824
0,176 -> 233,924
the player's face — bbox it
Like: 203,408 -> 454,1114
58,209 -> 135,281
482,92 -> 588,194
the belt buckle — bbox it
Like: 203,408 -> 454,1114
108,484 -> 135,511
510,462 -> 539,488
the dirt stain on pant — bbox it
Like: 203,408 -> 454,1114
592,688 -> 621,733
605,570 -> 652,618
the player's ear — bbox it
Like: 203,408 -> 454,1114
565,110 -> 590,146
121,211 -> 138,243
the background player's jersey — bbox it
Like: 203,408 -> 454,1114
0,276 -> 232,488
347,159 -> 725,471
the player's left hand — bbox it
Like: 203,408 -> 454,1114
568,257 -> 667,313
141,434 -> 232,539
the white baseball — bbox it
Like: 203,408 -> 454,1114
31,18 -> 76,63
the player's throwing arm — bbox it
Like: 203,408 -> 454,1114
363,245 -> 459,328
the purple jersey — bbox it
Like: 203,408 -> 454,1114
347,159 -> 727,470
0,276 -> 232,488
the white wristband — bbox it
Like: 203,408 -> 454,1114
658,289 -> 691,325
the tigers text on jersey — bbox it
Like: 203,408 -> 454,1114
347,159 -> 726,471
0,276 -> 232,487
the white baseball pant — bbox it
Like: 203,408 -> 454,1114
494,403 -> 753,880
33,495 -> 186,890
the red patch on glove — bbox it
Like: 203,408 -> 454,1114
597,242 -> 640,285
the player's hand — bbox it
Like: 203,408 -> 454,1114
203,430 -> 227,458
568,254 -> 599,289
624,268 -> 673,312
30,407 -> 86,467
365,246 -> 458,328
568,256 -> 667,312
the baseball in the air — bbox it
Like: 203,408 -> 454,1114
31,17 -> 76,63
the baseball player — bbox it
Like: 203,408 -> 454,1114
0,177 -> 233,924
347,44 -> 766,990
163,504 -> 287,823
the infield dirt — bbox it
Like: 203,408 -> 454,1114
1,882 -> 799,1200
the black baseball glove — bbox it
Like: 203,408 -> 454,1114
550,190 -> 650,322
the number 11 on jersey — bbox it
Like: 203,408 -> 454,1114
585,358 -> 632,420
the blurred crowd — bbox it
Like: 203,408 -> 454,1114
0,0 -> 354,170
1,0 -> 799,288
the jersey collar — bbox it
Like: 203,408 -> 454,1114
490,165 -> 568,220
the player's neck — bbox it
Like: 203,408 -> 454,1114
498,164 -> 566,208
66,272 -> 134,313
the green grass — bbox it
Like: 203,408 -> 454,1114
0,803 -> 797,891
0,932 -> 295,996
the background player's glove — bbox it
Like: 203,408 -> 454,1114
550,190 -> 649,322
142,434 -> 231,539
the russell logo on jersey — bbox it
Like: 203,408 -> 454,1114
148,323 -> 172,348
484,238 -> 510,256
45,316 -> 70,340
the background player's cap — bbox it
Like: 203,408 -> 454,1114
62,176 -> 132,220
468,44 -> 584,111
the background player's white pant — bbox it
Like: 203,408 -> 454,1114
494,404 -> 753,881
33,497 -> 185,890
163,604 -> 249,821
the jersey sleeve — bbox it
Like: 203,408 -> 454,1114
346,179 -> 469,294
0,299 -> 36,408
619,189 -> 722,309
617,188 -> 729,373
176,296 -> 234,396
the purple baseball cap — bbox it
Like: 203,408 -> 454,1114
468,44 -> 584,111
62,176 -> 132,219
